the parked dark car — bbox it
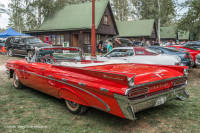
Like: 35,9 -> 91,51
148,46 -> 194,67
101,38 -> 133,53
5,36 -> 50,57
183,42 -> 200,50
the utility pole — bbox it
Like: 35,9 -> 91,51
91,0 -> 96,60
158,0 -> 161,44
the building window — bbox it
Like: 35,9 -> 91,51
84,34 -> 91,44
96,34 -> 101,44
57,35 -> 60,45
103,15 -> 110,25
52,35 -> 55,45
61,35 -> 64,45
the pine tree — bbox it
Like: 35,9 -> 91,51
8,0 -> 25,32
0,2 -> 5,16
178,0 -> 200,35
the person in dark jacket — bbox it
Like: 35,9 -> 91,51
97,40 -> 103,55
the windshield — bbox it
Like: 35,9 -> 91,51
105,49 -> 134,57
25,37 -> 43,44
120,39 -> 132,45
145,48 -> 158,54
36,48 -> 82,64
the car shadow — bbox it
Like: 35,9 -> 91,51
21,86 -> 182,126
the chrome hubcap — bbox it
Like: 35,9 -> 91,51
68,101 -> 78,108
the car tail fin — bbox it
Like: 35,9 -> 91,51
52,65 -> 136,85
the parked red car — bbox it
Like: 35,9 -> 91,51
6,47 -> 189,120
167,45 -> 200,64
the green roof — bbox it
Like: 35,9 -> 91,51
116,19 -> 155,37
160,26 -> 176,39
38,0 -> 109,31
178,31 -> 190,40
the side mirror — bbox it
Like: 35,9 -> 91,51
25,56 -> 31,63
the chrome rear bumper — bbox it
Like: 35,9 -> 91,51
114,85 -> 188,120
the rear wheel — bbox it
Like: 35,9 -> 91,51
13,72 -> 23,89
65,100 -> 88,115
8,48 -> 13,57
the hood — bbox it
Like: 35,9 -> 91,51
29,43 -> 50,47
85,63 -> 184,86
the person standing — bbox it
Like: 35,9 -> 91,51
107,41 -> 113,53
97,40 -> 103,55
112,37 -> 121,47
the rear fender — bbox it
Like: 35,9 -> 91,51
58,87 -> 89,106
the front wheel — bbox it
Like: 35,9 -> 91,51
13,72 -> 24,89
65,100 -> 88,115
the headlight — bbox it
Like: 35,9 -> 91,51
184,68 -> 188,76
128,77 -> 135,86
30,46 -> 34,49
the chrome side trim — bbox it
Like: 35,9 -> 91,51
125,76 -> 187,95
49,75 -> 53,78
100,87 -> 109,92
62,78 -> 67,82
7,67 -> 110,112
79,82 -> 86,86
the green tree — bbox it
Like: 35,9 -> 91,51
177,0 -> 200,37
131,0 -> 176,42
0,2 -> 5,16
111,0 -> 131,21
8,0 -> 25,32
133,0 -> 176,25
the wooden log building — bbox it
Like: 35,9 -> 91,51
116,19 -> 157,41
24,0 -> 118,53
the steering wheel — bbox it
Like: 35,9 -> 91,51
42,55 -> 56,64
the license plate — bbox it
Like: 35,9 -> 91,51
155,96 -> 167,106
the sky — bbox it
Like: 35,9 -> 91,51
0,0 -> 188,29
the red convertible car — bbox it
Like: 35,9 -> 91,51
6,47 -> 189,120
167,45 -> 200,64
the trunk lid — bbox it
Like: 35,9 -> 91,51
85,63 -> 184,86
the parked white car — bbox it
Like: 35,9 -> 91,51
93,47 -> 181,66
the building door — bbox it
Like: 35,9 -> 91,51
72,34 -> 79,47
